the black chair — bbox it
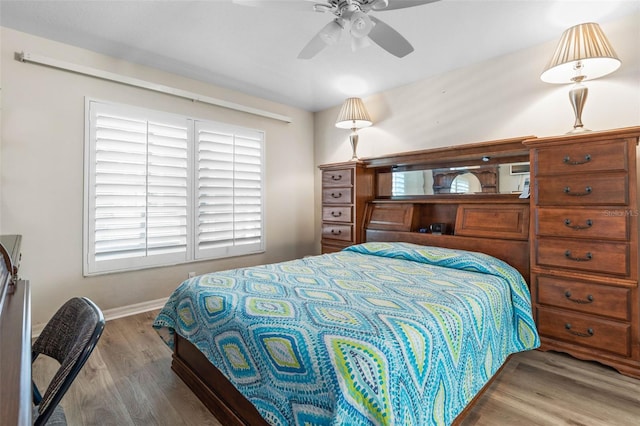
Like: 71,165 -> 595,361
31,297 -> 105,426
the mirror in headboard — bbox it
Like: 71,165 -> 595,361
380,162 -> 530,196
367,136 -> 532,199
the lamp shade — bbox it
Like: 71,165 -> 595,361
541,22 -> 621,84
335,97 -> 372,129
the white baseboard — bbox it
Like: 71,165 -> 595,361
102,297 -> 169,321
32,297 -> 168,338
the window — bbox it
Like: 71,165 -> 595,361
391,172 -> 406,196
84,100 -> 264,275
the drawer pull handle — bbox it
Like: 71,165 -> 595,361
564,291 -> 594,304
330,229 -> 342,236
331,174 -> 342,181
564,323 -> 594,338
563,154 -> 591,165
330,192 -> 342,199
563,186 -> 592,196
331,211 -> 342,217
564,250 -> 592,262
563,218 -> 593,230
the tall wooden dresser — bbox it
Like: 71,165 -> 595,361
525,127 -> 640,378
319,162 -> 374,253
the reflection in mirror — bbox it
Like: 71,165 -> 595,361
386,162 -> 530,196
450,173 -> 482,193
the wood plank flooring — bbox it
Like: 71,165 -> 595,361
32,310 -> 640,426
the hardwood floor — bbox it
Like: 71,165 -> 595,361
32,310 -> 640,426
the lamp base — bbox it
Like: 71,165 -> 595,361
349,131 -> 359,161
567,80 -> 589,134
566,127 -> 592,134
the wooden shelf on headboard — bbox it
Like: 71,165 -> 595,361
363,197 -> 531,283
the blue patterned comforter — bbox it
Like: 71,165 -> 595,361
153,242 -> 539,425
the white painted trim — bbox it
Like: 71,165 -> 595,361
31,297 -> 168,338
15,51 -> 293,123
101,297 -> 169,322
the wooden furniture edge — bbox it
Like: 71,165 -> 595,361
536,337 -> 640,379
361,135 -> 534,168
523,126 -> 640,148
0,235 -> 30,426
0,279 -> 31,426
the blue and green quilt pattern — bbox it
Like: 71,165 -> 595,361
153,242 -> 539,426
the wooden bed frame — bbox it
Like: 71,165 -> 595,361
170,218 -> 530,425
169,137 -> 533,424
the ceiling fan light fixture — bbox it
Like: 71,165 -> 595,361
350,11 -> 373,38
319,19 -> 343,45
351,35 -> 372,52
313,3 -> 333,13
370,0 -> 390,10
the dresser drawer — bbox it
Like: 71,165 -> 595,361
535,238 -> 629,276
322,206 -> 353,223
536,174 -> 628,206
322,241 -> 350,254
537,307 -> 630,357
322,187 -> 353,204
535,275 -> 630,321
535,208 -> 629,241
322,169 -> 354,187
322,224 -> 353,242
534,139 -> 628,176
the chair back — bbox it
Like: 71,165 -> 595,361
32,297 -> 105,426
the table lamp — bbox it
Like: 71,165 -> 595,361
335,97 -> 372,161
540,22 -> 621,133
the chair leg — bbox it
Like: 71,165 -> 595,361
32,380 -> 43,405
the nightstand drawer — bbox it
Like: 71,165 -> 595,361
321,241 -> 350,254
322,224 -> 353,242
535,208 -> 629,241
322,206 -> 353,223
322,169 -> 353,187
537,307 -> 630,357
535,238 -> 629,276
322,187 -> 353,204
535,140 -> 628,176
536,174 -> 628,206
536,275 -> 630,321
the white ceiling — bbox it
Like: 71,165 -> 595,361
1,0 -> 638,112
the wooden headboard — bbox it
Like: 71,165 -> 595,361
357,136 -> 533,283
363,199 -> 530,282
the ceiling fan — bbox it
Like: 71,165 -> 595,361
234,0 -> 440,59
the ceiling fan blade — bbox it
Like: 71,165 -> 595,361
297,32 -> 329,59
232,0 -> 320,12
368,16 -> 414,58
372,0 -> 440,11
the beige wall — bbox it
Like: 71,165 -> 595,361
1,28 -> 316,326
314,13 -> 640,248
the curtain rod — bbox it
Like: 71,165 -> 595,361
15,51 -> 293,124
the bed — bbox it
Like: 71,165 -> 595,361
153,242 -> 539,425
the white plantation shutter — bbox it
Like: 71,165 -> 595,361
195,121 -> 264,259
86,101 -> 192,274
84,100 -> 265,275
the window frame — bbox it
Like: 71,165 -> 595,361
83,98 -> 266,276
